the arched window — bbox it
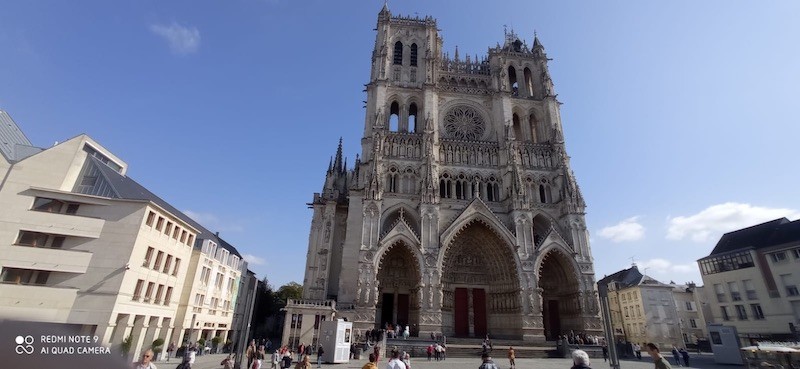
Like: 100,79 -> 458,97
401,168 -> 416,194
529,113 -> 539,143
410,43 -> 418,67
408,103 -> 418,133
455,174 -> 468,200
387,167 -> 398,193
439,174 -> 452,199
524,67 -> 534,97
512,113 -> 522,140
539,184 -> 546,203
508,66 -> 518,96
389,101 -> 400,131
486,176 -> 500,202
393,41 -> 403,65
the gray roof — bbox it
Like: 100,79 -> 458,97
706,217 -> 800,257
82,156 -> 243,259
0,110 -> 41,162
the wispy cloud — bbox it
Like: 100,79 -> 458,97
149,21 -> 200,54
667,202 -> 800,242
184,210 -> 244,233
243,253 -> 266,266
637,258 -> 697,279
599,216 -> 645,243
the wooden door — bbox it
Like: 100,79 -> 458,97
454,288 -> 469,336
397,294 -> 410,326
472,288 -> 487,337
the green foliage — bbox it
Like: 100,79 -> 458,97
211,336 -> 222,346
152,338 -> 164,353
121,333 -> 133,358
198,338 -> 206,347
276,282 -> 303,304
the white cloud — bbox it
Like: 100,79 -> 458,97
636,258 -> 699,282
667,202 -> 800,243
149,22 -> 200,54
243,253 -> 266,266
184,210 -> 244,233
598,216 -> 645,242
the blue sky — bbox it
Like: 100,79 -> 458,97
2,1 -> 799,288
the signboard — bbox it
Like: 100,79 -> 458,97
319,320 -> 352,364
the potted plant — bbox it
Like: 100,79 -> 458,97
211,336 -> 222,354
151,338 -> 165,361
197,338 -> 206,356
121,333 -> 133,361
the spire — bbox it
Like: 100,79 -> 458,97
379,1 -> 390,16
454,46 -> 459,61
533,31 -> 544,50
328,156 -> 333,173
334,137 -> 344,173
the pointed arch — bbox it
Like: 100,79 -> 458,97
393,41 -> 403,65
523,67 -> 534,98
410,43 -> 418,67
389,101 -> 400,131
439,198 -> 518,262
380,203 -> 420,237
508,65 -> 518,95
408,103 -> 418,133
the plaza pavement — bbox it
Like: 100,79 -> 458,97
181,352 -> 739,369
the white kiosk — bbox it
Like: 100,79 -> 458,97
319,319 -> 353,364
708,324 -> 743,365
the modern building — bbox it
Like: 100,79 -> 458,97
697,218 -> 800,344
598,266 -> 687,349
284,5 -> 601,346
0,112 -> 251,360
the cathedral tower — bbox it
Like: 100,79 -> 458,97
287,6 -> 600,344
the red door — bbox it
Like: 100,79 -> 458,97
472,288 -> 487,337
454,288 -> 469,336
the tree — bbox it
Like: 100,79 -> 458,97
276,282 -> 303,305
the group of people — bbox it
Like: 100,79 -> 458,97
425,342 -> 447,361
560,331 -> 602,346
133,344 -> 198,369
384,323 -> 411,340
245,341 -> 325,369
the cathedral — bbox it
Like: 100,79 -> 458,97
283,6 -> 601,344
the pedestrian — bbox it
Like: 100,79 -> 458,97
271,350 -> 280,369
671,346 -> 682,367
601,345 -> 608,362
441,343 -> 446,360
221,354 -> 235,369
645,343 -> 673,369
166,342 -> 176,362
362,353 -> 378,369
434,343 -> 442,361
251,347 -> 264,369
294,355 -> 312,369
281,351 -> 293,369
133,349 -> 157,369
479,352 -> 499,369
247,340 -> 257,369
401,351 -> 411,369
679,348 -> 690,367
571,349 -> 591,369
403,325 -> 410,340
634,343 -> 642,360
298,343 -> 306,362
508,346 -> 516,369
317,345 -> 325,368
181,345 -> 197,369
387,350 -> 407,369
373,344 -> 381,364
426,344 -> 433,361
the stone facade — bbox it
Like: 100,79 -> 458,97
285,6 -> 600,344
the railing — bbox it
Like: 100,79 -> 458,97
287,299 -> 336,308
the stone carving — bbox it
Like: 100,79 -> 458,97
324,221 -> 331,242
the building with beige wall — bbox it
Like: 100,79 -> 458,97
671,283 -> 708,346
0,112 -> 249,360
698,218 -> 800,345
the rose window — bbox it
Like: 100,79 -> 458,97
443,105 -> 486,140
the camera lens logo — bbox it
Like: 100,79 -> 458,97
15,336 -> 34,355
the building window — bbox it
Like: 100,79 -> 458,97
743,279 -> 758,300
393,41 -> 403,65
180,230 -> 188,243
164,287 -> 173,306
410,43 -> 418,66
145,211 -> 156,226
1,268 -> 50,285
728,282 -> 741,301
750,304 -> 765,320
771,252 -> 788,263
172,227 -> 180,240
156,217 -> 164,231
163,255 -> 173,274
164,222 -> 173,236
699,251 -> 755,275
735,305 -> 748,320
690,318 -> 697,328
720,306 -> 730,321
187,235 -> 194,246
792,248 -> 800,259
172,258 -> 181,276
387,168 -> 398,193
781,274 -> 799,296
143,247 -> 154,267
153,251 -> 164,271
624,307 -> 629,317
16,231 -> 64,248
144,282 -> 155,303
32,197 -> 73,214
133,279 -> 144,301
216,273 -> 224,289
154,284 -> 164,304
714,284 -> 726,303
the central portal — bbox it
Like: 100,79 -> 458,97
441,221 -> 521,338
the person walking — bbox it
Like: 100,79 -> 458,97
601,345 -> 609,362
507,346 -> 516,369
271,350 -> 280,369
571,350 -> 591,369
403,325 -> 410,340
479,352 -> 499,369
317,346 -> 325,368
221,354 -> 235,369
294,355 -> 312,369
679,348 -> 690,367
386,350 -> 407,369
426,344 -> 433,361
362,353 -> 378,369
181,345 -> 197,369
247,341 -> 257,369
671,346 -> 682,367
166,342 -> 176,362
134,349 -> 157,369
646,343 -> 673,369
297,343 -> 306,363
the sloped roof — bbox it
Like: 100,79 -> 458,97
88,157 -> 243,258
0,110 -> 41,162
708,217 -> 800,256
598,265 -> 644,289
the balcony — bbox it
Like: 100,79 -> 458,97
0,283 -> 78,322
1,245 -> 92,274
19,210 -> 104,239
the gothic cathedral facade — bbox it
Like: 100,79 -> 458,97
285,7 -> 601,343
